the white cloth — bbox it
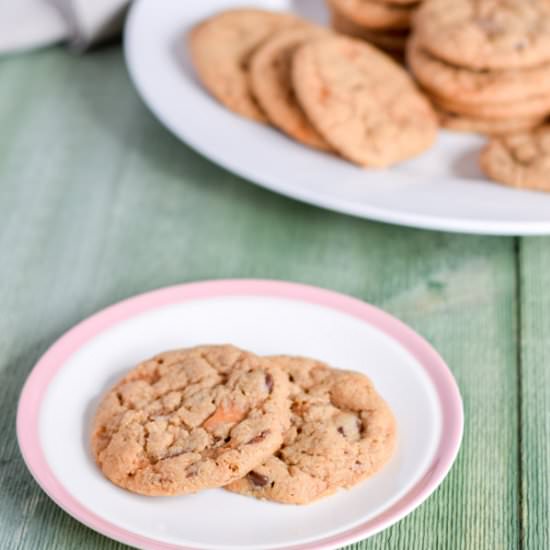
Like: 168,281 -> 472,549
0,0 -> 129,54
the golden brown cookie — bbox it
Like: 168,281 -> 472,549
328,0 -> 417,31
188,9 -> 299,122
91,345 -> 291,496
414,0 -> 550,70
225,356 -> 396,504
432,92 -> 550,120
407,37 -> 550,105
250,27 -> 332,150
292,35 -> 437,168
438,108 -> 543,136
331,9 -> 409,51
480,125 -> 550,191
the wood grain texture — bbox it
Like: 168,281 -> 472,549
518,238 -> 550,550
0,46 -> 531,549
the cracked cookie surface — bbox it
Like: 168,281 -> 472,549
292,35 -> 437,168
189,9 -> 299,122
414,0 -> 550,70
91,345 -> 290,496
480,125 -> 550,191
225,356 -> 396,504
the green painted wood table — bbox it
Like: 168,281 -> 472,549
0,45 -> 548,550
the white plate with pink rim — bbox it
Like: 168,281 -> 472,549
123,0 -> 550,236
17,279 -> 463,550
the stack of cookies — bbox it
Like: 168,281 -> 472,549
326,0 -> 421,60
92,345 -> 396,504
189,8 -> 437,168
409,0 -> 550,135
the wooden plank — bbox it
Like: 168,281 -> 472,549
518,238 -> 550,550
0,47 -> 147,550
0,47 -> 521,549
351,236 -> 520,550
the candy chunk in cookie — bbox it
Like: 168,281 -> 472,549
91,345 -> 291,496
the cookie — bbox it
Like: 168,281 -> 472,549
225,356 -> 396,504
432,92 -> 550,120
414,0 -> 550,70
331,9 -> 409,51
189,9 -> 299,122
480,125 -> 550,191
438,109 -> 543,136
91,345 -> 291,496
328,0 -> 417,31
407,37 -> 550,105
250,27 -> 332,150
292,35 -> 437,168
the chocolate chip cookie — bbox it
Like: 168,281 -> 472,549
189,9 -> 299,122
407,36 -> 550,105
292,35 -> 437,167
480,125 -> 550,191
432,92 -> 550,120
225,356 -> 396,504
250,26 -> 332,150
414,0 -> 550,70
328,0 -> 417,31
331,8 -> 409,51
92,345 -> 290,496
437,108 -> 542,136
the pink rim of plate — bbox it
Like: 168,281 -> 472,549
17,279 -> 463,550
